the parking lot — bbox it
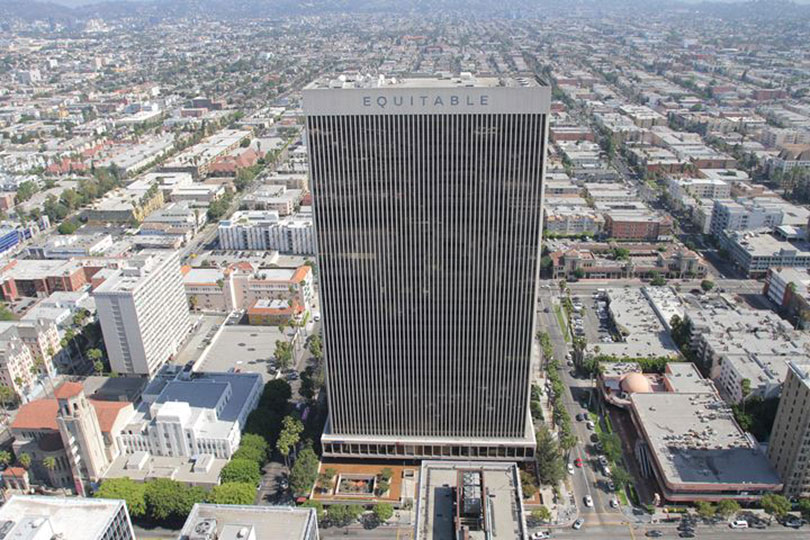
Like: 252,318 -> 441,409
569,292 -> 615,345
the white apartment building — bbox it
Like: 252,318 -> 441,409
218,210 -> 315,254
666,176 -> 730,205
93,251 -> 191,377
117,367 -> 262,460
710,199 -> 784,236
759,127 -> 810,148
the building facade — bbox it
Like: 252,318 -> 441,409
217,210 -> 315,254
93,251 -> 191,377
767,361 -> 810,498
304,74 -> 548,460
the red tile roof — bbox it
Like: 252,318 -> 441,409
11,398 -> 130,433
53,381 -> 83,399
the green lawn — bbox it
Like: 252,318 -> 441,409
553,304 -> 571,343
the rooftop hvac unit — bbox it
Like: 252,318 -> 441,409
189,518 -> 218,540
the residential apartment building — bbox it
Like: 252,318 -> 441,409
767,361 -> 810,498
764,267 -> 810,328
217,210 -> 315,255
686,302 -> 808,402
544,206 -> 604,235
710,199 -> 784,236
93,251 -> 191,377
182,263 -> 314,313
0,331 -> 36,399
604,211 -> 672,241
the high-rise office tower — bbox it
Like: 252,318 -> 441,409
304,74 -> 549,460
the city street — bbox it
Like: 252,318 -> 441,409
536,283 -> 624,530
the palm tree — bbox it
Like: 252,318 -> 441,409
43,456 -> 57,473
18,453 -> 31,469
0,450 -> 11,467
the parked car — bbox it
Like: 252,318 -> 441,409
586,421 -> 595,430
609,498 -> 619,508
567,463 -> 575,475
576,413 -> 585,421
572,518 -> 584,530
679,532 -> 695,538
645,530 -> 663,537
729,520 -> 748,529
782,517 -> 803,529
584,495 -> 593,508
531,532 -> 549,540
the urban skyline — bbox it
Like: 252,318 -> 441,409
1,2 -> 810,539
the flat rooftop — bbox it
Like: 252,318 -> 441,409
198,324 -> 293,382
306,73 -> 540,90
0,495 -> 128,540
416,461 -> 528,540
631,392 -> 781,489
105,453 -> 225,487
179,503 -> 317,540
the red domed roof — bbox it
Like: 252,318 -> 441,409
621,372 -> 652,394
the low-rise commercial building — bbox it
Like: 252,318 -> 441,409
0,495 -> 135,540
27,233 -> 114,259
718,229 -> 810,277
117,365 -> 261,460
415,461 -> 528,540
599,363 -> 782,502
178,503 -> 319,540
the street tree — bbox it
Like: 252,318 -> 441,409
373,503 -> 394,523
276,416 -> 304,466
289,447 -> 319,496
715,499 -> 741,519
760,493 -> 790,522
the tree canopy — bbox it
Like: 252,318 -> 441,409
207,482 -> 256,505
94,478 -> 146,518
220,458 -> 262,486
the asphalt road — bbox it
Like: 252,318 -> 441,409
536,283 -> 625,530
